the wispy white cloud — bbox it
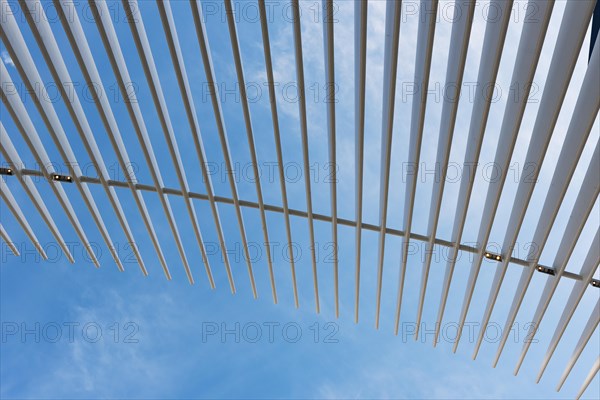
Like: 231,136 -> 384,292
10,289 -> 179,399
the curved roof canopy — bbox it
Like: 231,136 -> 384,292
0,0 -> 598,398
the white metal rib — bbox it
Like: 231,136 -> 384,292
21,0 -> 149,275
0,178 -> 47,259
556,298 -> 599,392
516,141 -> 599,371
0,60 -> 99,266
157,1 -> 232,293
441,0 -> 514,353
470,0 -> 555,359
219,0 -> 277,302
354,0 -> 367,324
375,0 -> 402,329
120,0 -> 215,286
419,0 -> 476,343
396,0 -> 437,335
322,0 -> 339,317
0,224 -> 19,256
88,0 -> 196,283
188,0 -> 258,297
290,0 -> 320,313
574,356 -> 600,400
1,4 -> 125,270
0,122 -> 74,262
512,43 -> 600,374
537,228 -> 600,382
491,0 -> 597,367
54,0 -> 172,280
154,0 -> 235,291
257,0 -> 299,307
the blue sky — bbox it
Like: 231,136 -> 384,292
1,0 -> 599,398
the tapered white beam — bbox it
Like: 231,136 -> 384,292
492,0 -> 597,366
188,0 -> 259,297
354,0 -> 367,324
396,0 -> 437,334
419,0 -> 476,343
219,0 -> 277,302
537,228 -> 600,382
258,0 -> 299,307
0,224 -> 19,256
54,0 -> 172,280
375,0 -> 402,329
322,0 -> 339,318
88,0 -> 196,283
441,0 -> 514,352
21,0 -> 148,275
0,123 -> 74,262
516,141 -> 599,370
120,0 -> 216,286
512,43 -> 600,373
289,0 -> 320,313
0,179 -> 47,259
155,0 -> 238,290
470,0 -> 555,359
0,61 -> 99,266
556,299 -> 599,392
575,356 -> 600,400
1,3 -> 124,270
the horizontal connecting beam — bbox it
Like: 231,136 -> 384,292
2,167 -> 590,285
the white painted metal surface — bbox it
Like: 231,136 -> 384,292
0,178 -> 47,259
2,1 -> 125,270
0,59 -> 100,266
0,224 -> 20,256
258,0 -> 299,307
54,0 -> 172,279
354,0 -> 368,324
420,0 -> 476,343
470,0 -> 555,359
397,0 -> 437,335
447,0 -> 514,353
491,0 -> 597,366
323,0 -> 339,318
0,122 -> 74,262
1,1 -> 597,396
375,0 -> 402,329
290,0 -> 320,313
